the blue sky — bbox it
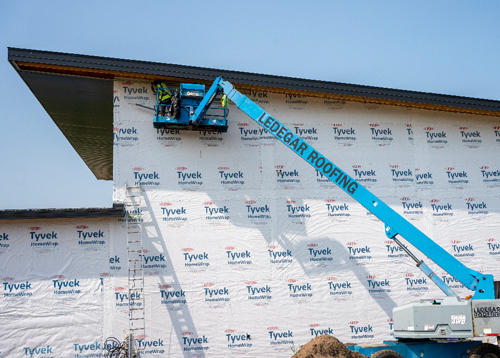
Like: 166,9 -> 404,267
1,0 -> 499,209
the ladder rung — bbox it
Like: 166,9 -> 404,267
129,278 -> 143,281
128,259 -> 142,262
130,307 -> 144,311
128,250 -> 142,253
128,240 -> 142,243
129,269 -> 143,272
130,318 -> 144,321
128,230 -> 142,233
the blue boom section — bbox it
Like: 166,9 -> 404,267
213,77 -> 494,299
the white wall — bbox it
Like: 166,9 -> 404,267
1,80 -> 499,357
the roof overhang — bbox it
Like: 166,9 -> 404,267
9,47 -> 500,180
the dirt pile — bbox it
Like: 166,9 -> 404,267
291,335 -> 367,358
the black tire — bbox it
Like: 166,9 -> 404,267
371,349 -> 404,358
468,343 -> 500,358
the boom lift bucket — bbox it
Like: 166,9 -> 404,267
153,83 -> 228,132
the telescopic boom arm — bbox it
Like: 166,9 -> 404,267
193,77 -> 494,300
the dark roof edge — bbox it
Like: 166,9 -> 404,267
0,203 -> 125,221
8,47 -> 500,113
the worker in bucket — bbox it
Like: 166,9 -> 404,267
152,81 -> 172,117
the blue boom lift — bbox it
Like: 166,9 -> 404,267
152,77 -> 500,358
152,82 -> 228,132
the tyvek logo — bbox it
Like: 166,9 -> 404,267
133,167 -> 160,188
76,226 -> 105,247
388,318 -> 394,336
451,238 -> 475,258
182,332 -> 209,353
140,249 -> 167,271
385,240 -> 408,258
23,346 -> 54,356
328,276 -> 353,297
366,275 -> 391,294
218,166 -> 245,187
156,126 -> 182,145
369,123 -> 393,145
486,238 -> 500,256
459,126 -> 482,148
400,197 -> 423,217
225,329 -> 252,349
177,167 -> 203,189
404,272 -> 428,292
3,280 -> 33,298
183,247 -> 210,269
136,338 -> 165,354
286,200 -> 310,221
308,243 -> 333,263
73,341 -> 105,355
267,245 -> 293,265
390,165 -> 414,186
226,246 -> 252,266
204,201 -> 230,222
332,124 -> 357,145
239,122 -> 270,141
53,279 -> 82,295
465,197 -> 488,218
203,282 -> 230,303
29,227 -> 59,249
309,324 -> 334,337
276,165 -> 301,188
326,199 -> 350,219
246,281 -> 272,303
414,168 -> 434,187
160,284 -> 186,306
445,167 -> 468,187
349,321 -> 374,339
268,326 -> 294,346
351,165 -> 377,185
424,126 -> 448,148
160,202 -> 187,223
114,289 -> 141,307
429,199 -> 454,219
293,124 -> 318,141
113,125 -> 139,145
122,83 -> 150,103
246,200 -> 271,223
346,241 -> 372,260
480,166 -> 500,187
159,284 -> 183,303
287,278 -> 313,302
180,331 -> 207,352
